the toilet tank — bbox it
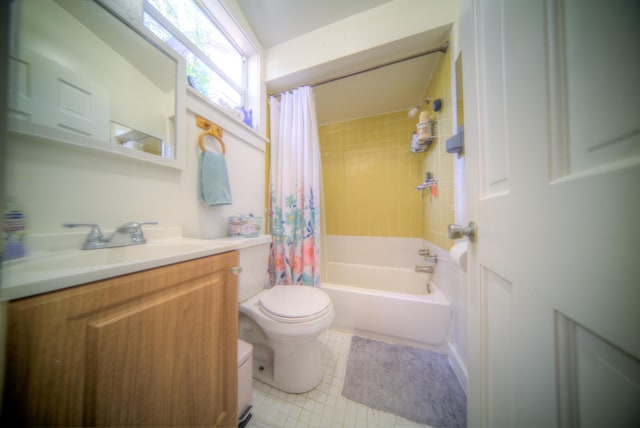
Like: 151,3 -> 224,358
233,235 -> 272,302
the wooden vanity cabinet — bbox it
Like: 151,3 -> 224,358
1,251 -> 239,427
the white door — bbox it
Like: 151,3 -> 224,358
460,0 -> 640,426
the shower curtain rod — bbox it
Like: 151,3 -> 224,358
269,41 -> 449,97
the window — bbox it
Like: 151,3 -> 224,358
143,0 -> 247,110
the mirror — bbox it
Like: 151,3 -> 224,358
8,0 -> 184,168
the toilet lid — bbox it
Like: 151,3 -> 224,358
259,286 -> 331,320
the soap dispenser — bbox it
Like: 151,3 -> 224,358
3,197 -> 27,260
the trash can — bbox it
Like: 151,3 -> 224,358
238,339 -> 253,427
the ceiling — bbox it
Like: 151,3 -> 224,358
235,0 -> 451,125
236,0 -> 393,49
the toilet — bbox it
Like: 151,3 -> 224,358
234,235 -> 334,393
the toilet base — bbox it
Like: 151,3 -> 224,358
239,314 -> 325,393
250,337 -> 323,393
271,336 -> 324,393
251,343 -> 274,384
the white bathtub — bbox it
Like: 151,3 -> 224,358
321,261 -> 451,347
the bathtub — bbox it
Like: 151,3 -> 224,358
321,261 -> 451,347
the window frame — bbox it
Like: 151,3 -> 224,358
142,0 -> 248,108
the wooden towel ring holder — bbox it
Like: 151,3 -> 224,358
196,115 -> 225,155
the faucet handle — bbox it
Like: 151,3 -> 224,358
63,222 -> 104,237
415,265 -> 434,274
418,248 -> 438,263
63,223 -> 106,249
118,220 -> 158,228
117,221 -> 158,231
121,221 -> 158,244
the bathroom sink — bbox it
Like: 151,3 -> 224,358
0,237 -> 238,301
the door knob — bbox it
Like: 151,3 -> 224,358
448,222 -> 477,242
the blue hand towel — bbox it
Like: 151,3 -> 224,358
199,150 -> 232,205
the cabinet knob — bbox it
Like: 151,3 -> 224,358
230,266 -> 242,275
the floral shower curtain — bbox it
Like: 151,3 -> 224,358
268,86 -> 322,286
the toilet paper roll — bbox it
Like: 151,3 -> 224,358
449,241 -> 468,272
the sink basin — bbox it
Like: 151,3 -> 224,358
1,237 -> 239,301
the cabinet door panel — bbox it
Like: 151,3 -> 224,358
85,277 -> 221,426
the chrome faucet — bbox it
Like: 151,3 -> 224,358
415,265 -> 434,274
106,221 -> 158,247
64,221 -> 158,250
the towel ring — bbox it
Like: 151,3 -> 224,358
196,115 -> 225,155
198,129 -> 225,155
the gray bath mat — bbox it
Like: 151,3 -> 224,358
342,336 -> 466,428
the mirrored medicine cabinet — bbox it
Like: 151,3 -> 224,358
7,0 -> 186,169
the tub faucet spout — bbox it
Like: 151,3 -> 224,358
415,265 -> 434,274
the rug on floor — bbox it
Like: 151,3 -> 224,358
342,336 -> 466,428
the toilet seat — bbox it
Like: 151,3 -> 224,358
259,286 -> 332,323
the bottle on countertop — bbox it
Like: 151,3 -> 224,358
3,197 -> 27,260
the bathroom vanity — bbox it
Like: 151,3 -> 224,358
1,246 -> 240,427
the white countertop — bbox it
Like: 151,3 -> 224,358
0,228 -> 271,301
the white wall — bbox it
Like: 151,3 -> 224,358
4,88 -> 266,239
265,0 -> 457,86
184,90 -> 267,238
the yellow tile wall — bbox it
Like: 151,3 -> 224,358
318,40 -> 455,249
319,111 -> 425,237
420,45 -> 455,250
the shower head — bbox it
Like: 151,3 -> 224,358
408,97 -> 431,117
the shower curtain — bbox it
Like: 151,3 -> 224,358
268,86 -> 322,286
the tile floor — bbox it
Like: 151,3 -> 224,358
246,329 -> 432,428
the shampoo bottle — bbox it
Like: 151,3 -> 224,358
3,198 -> 27,260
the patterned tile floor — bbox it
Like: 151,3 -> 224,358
245,329 -> 431,428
